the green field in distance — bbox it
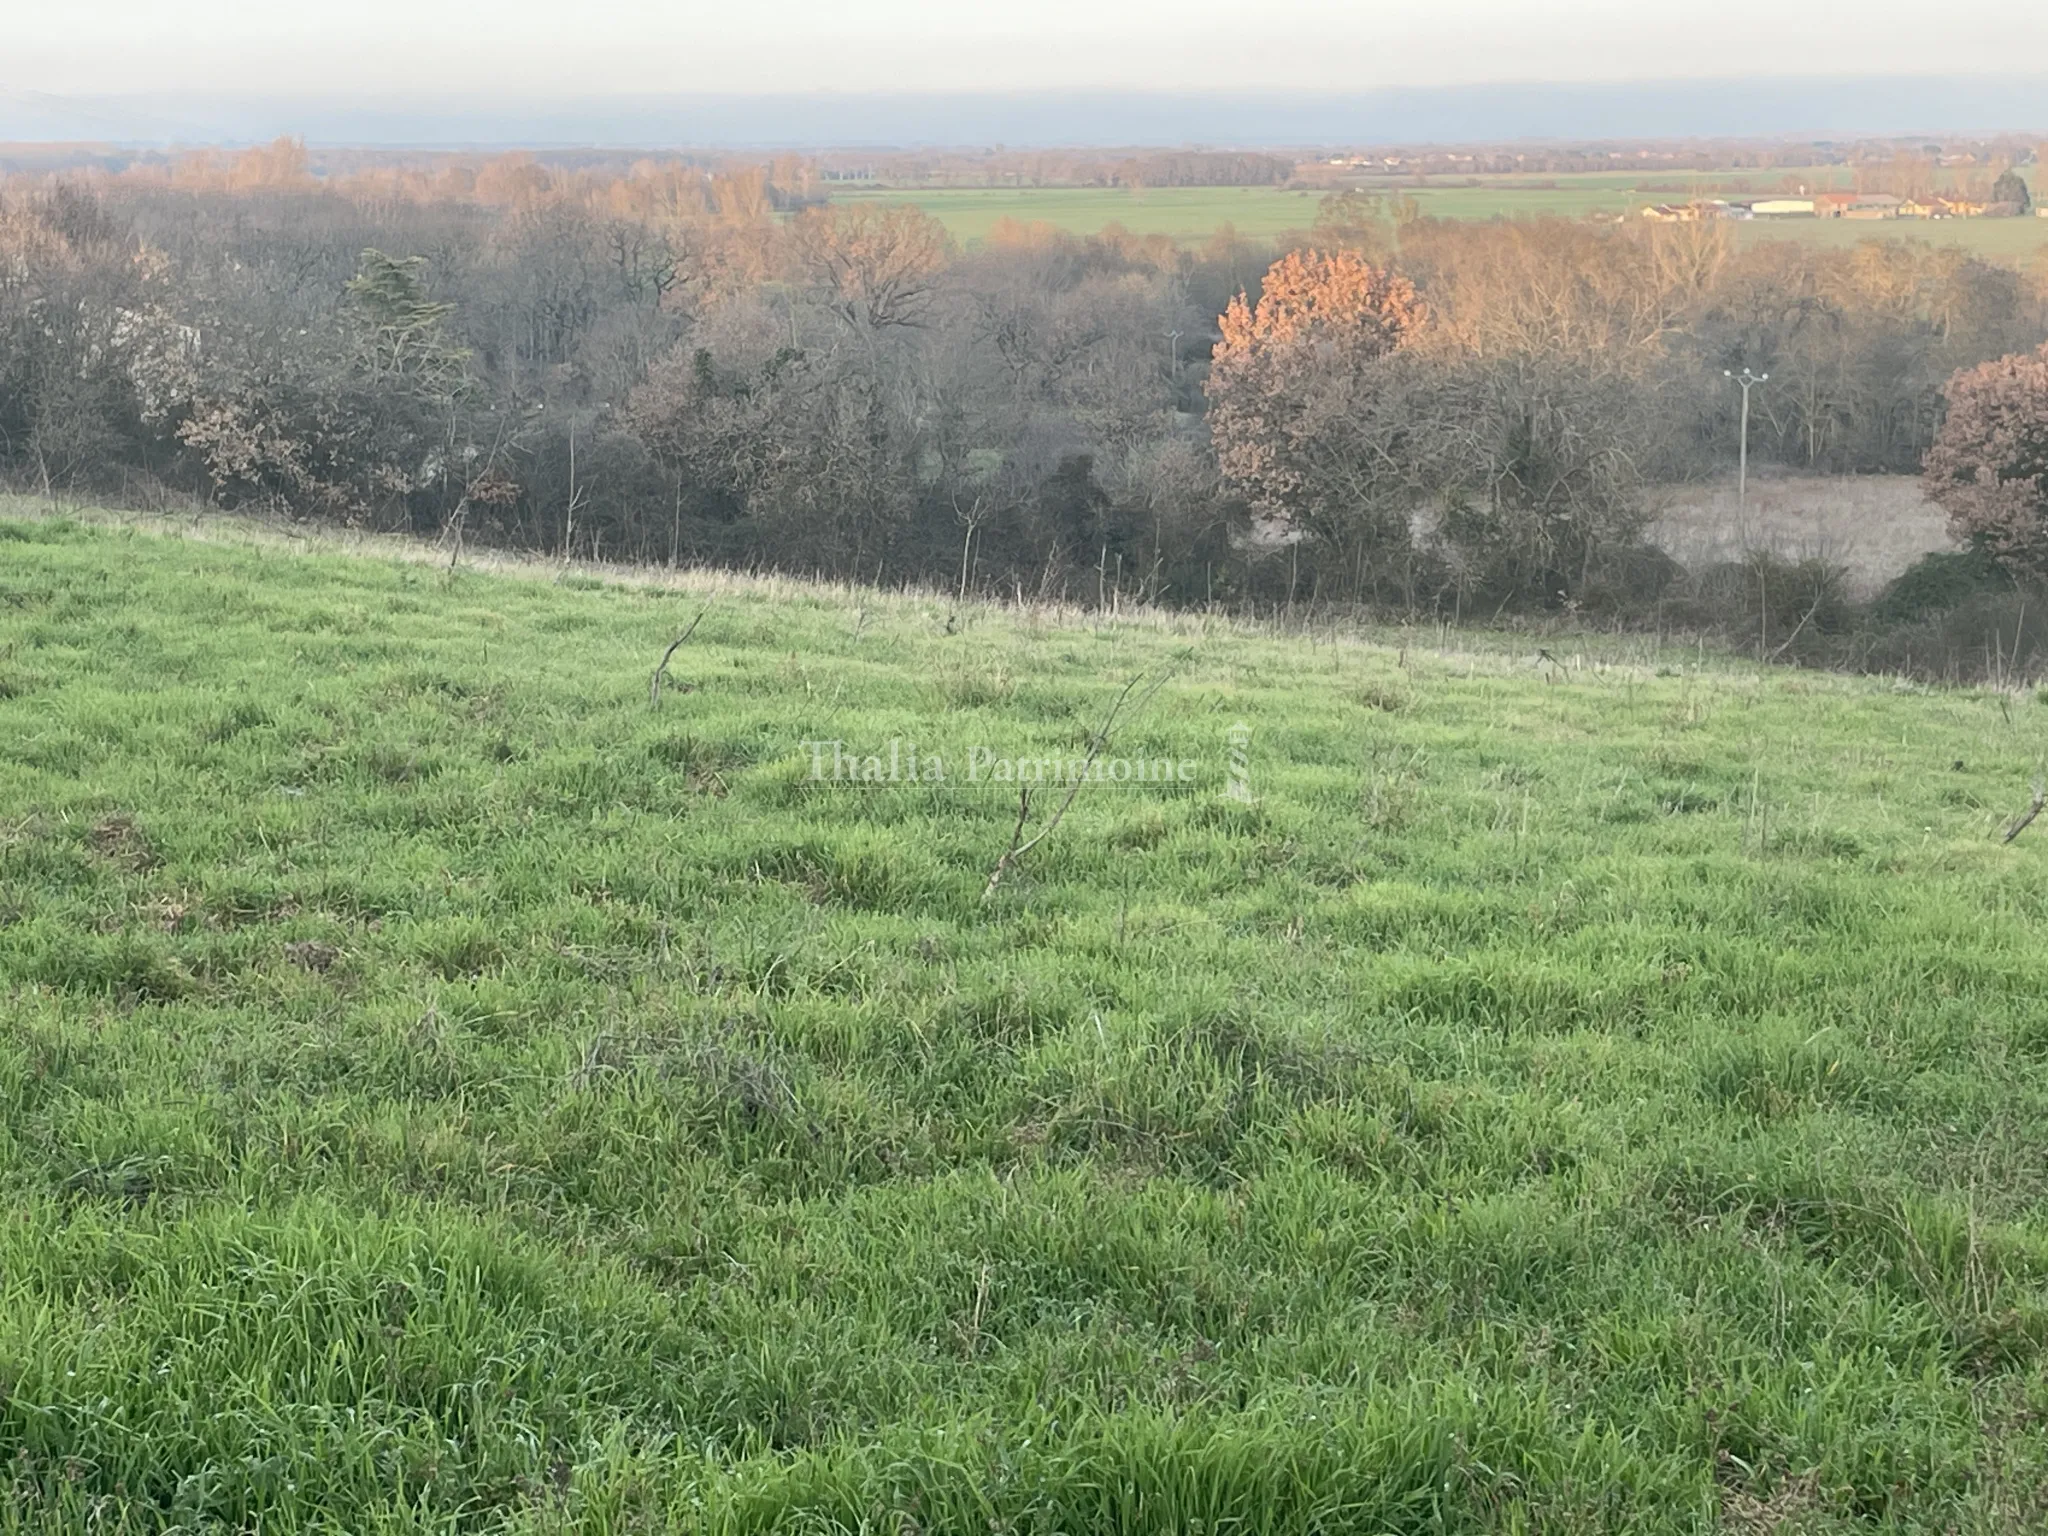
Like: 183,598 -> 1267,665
826,172 -> 2048,261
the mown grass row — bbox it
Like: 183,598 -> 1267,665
5,515 -> 2048,1531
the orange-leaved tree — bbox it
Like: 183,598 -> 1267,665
1205,249 -> 1427,583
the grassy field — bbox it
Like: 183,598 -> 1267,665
1646,473 -> 1949,597
8,509 -> 2048,1531
826,175 -> 2048,261
828,184 -> 1335,242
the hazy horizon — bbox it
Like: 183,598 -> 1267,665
5,77 -> 2048,151
8,0 -> 2048,148
19,0 -> 2048,96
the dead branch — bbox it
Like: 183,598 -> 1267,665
985,784 -> 1035,896
2002,778 -> 2046,844
649,607 -> 711,708
442,497 -> 469,574
982,654 -> 1188,901
1766,591 -> 1826,664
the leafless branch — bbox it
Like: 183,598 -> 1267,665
649,606 -> 711,708
1766,590 -> 1826,664
982,654 -> 1188,901
985,783 -> 1036,893
2002,778 -> 2046,844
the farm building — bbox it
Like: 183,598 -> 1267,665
1639,201 -> 1728,222
1750,197 -> 1815,217
1813,192 -> 1901,219
1895,197 -> 1997,218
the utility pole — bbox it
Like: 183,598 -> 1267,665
1724,368 -> 1768,513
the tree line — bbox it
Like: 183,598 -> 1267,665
3,171 -> 2046,616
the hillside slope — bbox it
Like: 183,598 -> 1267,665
4,516 -> 2048,1532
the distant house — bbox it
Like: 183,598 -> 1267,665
1810,191 -> 1899,220
1898,197 -> 1987,219
1750,198 -> 1815,217
1640,202 -> 1720,222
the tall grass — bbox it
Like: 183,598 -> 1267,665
4,513 -> 2048,1531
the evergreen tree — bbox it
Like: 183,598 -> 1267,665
1991,168 -> 2033,214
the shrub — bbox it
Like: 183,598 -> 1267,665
1660,551 -> 1854,661
1870,547 -> 2014,625
1854,590 -> 2048,684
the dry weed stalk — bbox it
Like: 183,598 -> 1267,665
649,606 -> 711,707
2001,778 -> 2046,844
982,655 -> 1187,902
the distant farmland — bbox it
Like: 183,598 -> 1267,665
826,171 -> 2048,259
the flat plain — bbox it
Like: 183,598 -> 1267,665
1646,474 -> 1951,597
825,173 -> 2048,261
6,510 -> 2048,1532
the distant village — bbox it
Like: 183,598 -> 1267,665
1640,190 -> 2041,222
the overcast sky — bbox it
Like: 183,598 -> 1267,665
14,0 -> 2048,98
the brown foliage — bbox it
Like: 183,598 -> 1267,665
1924,343 -> 2048,579
1205,249 -> 1426,534
11,156 -> 2048,611
1399,217 -> 1728,363
786,203 -> 953,332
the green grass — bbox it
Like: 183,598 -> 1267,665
826,172 -> 2048,262
7,508 -> 2048,1531
827,184 -> 1336,243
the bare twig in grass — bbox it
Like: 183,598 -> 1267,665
2001,778 -> 2046,844
955,1261 -> 994,1357
982,655 -> 1187,902
1766,591 -> 1826,664
441,496 -> 470,574
991,783 -> 1035,882
572,1031 -> 613,1091
649,606 -> 710,708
